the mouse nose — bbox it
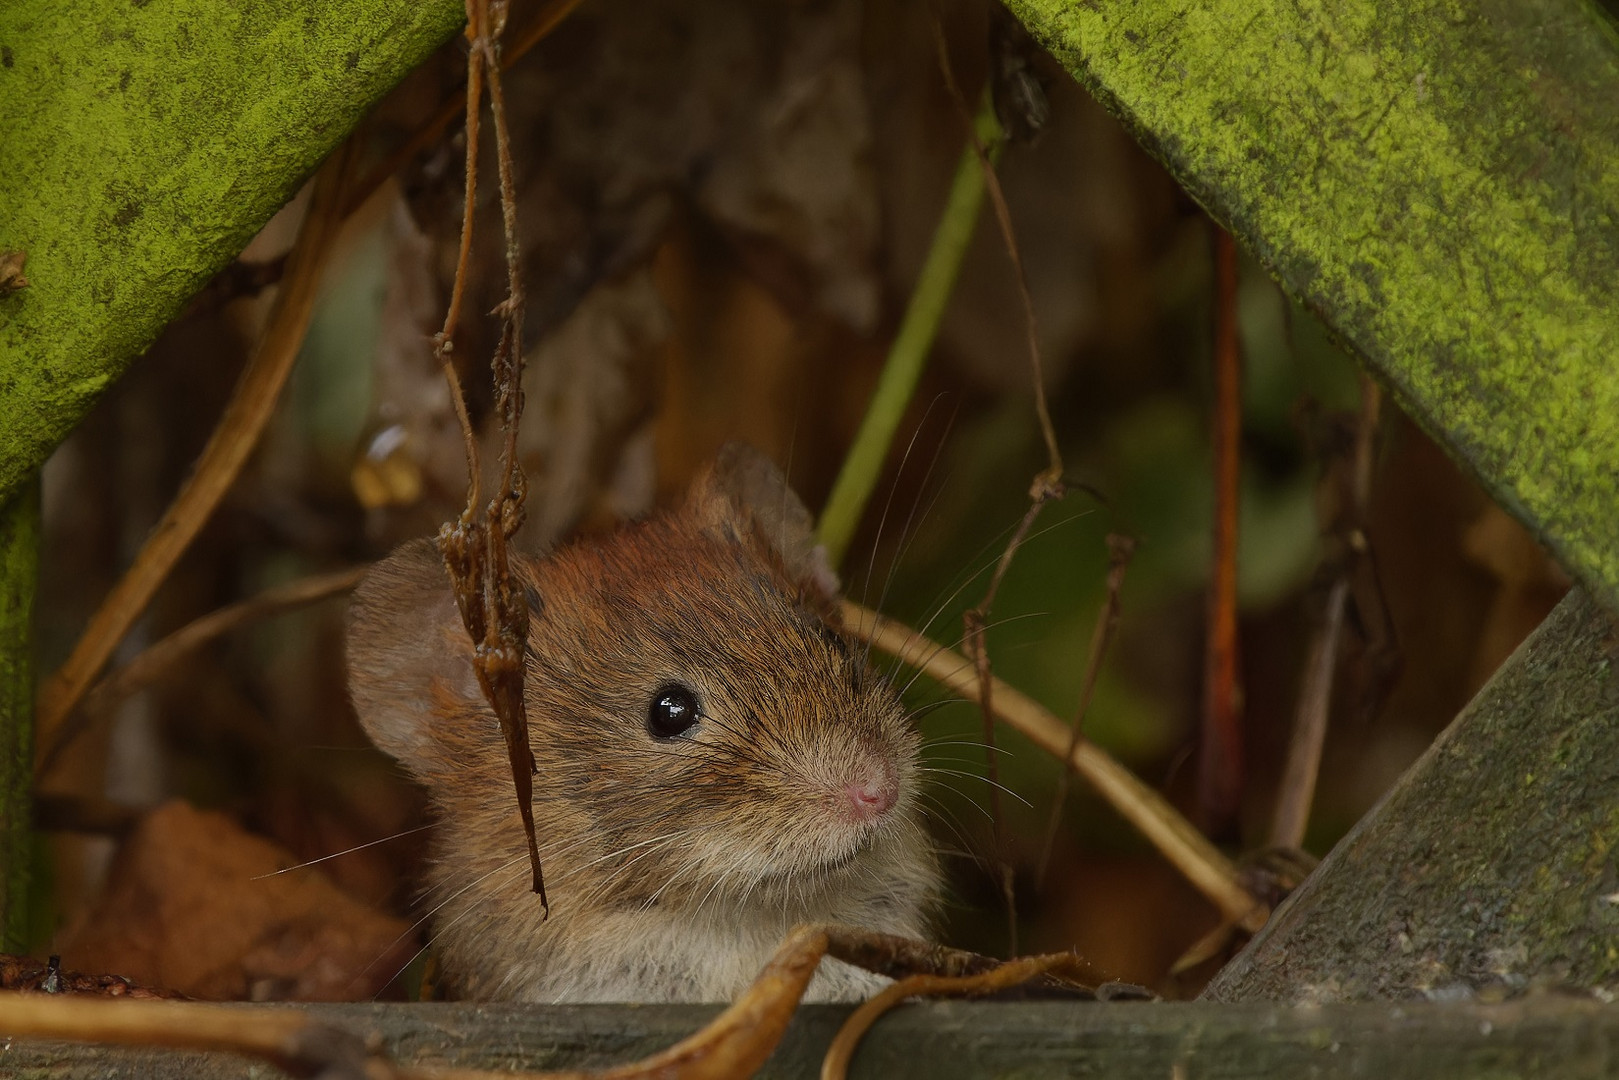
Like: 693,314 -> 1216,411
844,772 -> 898,822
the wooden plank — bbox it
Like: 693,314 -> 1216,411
5,998 -> 1618,1078
1207,587 -> 1619,1002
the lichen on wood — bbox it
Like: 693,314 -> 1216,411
1004,0 -> 1619,611
0,0 -> 464,505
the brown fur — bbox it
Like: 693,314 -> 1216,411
346,447 -> 938,1002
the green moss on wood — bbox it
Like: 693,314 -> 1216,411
0,483 -> 39,953
0,0 -> 464,502
1006,0 -> 1619,610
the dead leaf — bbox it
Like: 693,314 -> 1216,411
56,800 -> 414,1002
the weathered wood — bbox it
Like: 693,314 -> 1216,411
4,998 -> 1619,1079
1206,587 -> 1619,1003
1004,0 -> 1619,612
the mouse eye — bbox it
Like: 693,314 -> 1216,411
647,684 -> 702,739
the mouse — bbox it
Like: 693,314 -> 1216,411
345,443 -> 940,1003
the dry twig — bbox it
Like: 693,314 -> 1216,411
35,567 -> 365,778
1036,533 -> 1136,883
820,950 -> 1098,1080
1200,227 -> 1244,832
846,599 -> 1266,931
0,993 -> 379,1080
429,0 -> 547,910
931,16 -> 1066,956
32,145 -> 357,763
346,0 -> 585,219
1269,374 -> 1384,849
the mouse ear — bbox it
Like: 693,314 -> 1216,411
688,442 -> 842,606
346,538 -> 482,777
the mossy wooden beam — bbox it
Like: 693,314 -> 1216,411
0,0 -> 464,505
6,998 -> 1619,1078
1005,0 -> 1619,610
1205,587 -> 1619,1002
0,484 -> 38,953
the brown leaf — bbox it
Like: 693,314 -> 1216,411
56,800 -> 414,1002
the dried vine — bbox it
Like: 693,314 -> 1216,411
430,0 -> 547,910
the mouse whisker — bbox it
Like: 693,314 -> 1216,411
921,736 -> 1009,753
554,827 -> 700,885
920,755 -> 1011,771
641,848 -> 714,912
908,698 -> 971,725
399,856 -> 538,996
915,785 -> 995,826
856,396 -> 953,669
249,823 -> 436,881
565,829 -> 700,911
355,850 -> 533,1000
908,508 -> 1090,651
891,610 -> 1050,704
916,766 -> 1033,809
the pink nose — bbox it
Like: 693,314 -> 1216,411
844,774 -> 898,821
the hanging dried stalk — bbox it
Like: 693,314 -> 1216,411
432,0 -> 547,912
934,16 -> 1065,956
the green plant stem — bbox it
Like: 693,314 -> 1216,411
817,94 -> 1004,568
0,479 -> 39,953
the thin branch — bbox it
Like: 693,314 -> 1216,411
845,599 -> 1266,931
32,144 -> 356,762
343,0 -> 586,220
959,499 -> 1044,954
930,17 -> 1068,956
35,567 -> 366,778
1036,533 -> 1136,884
820,950 -> 1101,1080
0,993 -> 385,1080
932,18 -> 1061,482
430,7 -> 486,501
1268,578 -> 1350,849
1269,374 -> 1383,849
1199,226 -> 1244,832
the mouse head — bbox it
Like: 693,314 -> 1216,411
346,444 -> 929,916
